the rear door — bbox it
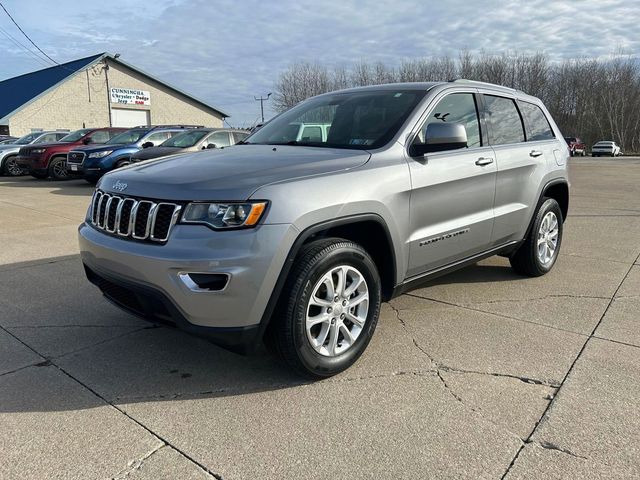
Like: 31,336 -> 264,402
406,90 -> 497,277
482,94 -> 557,244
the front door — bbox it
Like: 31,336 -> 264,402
406,91 -> 497,277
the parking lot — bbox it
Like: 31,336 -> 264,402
1,157 -> 639,479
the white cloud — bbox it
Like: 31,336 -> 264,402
1,0 -> 639,124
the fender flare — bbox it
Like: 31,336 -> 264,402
255,213 -> 397,344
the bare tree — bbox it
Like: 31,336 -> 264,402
272,52 -> 640,152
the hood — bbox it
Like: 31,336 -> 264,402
132,146 -> 183,160
99,145 -> 371,201
0,143 -> 21,151
22,142 -> 74,150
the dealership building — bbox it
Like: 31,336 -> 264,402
0,52 -> 228,136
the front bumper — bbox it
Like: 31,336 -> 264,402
79,221 -> 298,350
16,154 -> 47,173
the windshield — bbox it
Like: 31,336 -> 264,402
244,89 -> 426,150
161,130 -> 210,148
59,129 -> 92,143
107,129 -> 148,145
15,132 -> 42,144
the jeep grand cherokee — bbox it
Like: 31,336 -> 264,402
79,80 -> 569,378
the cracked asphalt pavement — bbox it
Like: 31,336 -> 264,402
1,157 -> 639,479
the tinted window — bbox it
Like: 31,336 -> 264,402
145,132 -> 171,145
245,90 -> 425,150
417,93 -> 481,148
59,129 -> 91,142
300,126 -> 323,142
206,131 -> 231,147
161,130 -> 210,148
107,129 -> 148,144
484,95 -> 525,145
88,130 -> 110,144
233,132 -> 248,143
519,102 -> 554,141
39,133 -> 60,143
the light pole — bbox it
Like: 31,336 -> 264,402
254,92 -> 272,123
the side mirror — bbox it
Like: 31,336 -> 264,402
410,123 -> 467,157
205,143 -> 217,149
141,141 -> 154,149
82,137 -> 92,145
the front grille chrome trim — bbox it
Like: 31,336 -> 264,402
89,190 -> 179,243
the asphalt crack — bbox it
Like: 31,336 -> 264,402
534,440 -> 588,460
112,443 -> 166,479
405,293 -> 591,338
499,250 -> 640,479
0,322 -> 225,480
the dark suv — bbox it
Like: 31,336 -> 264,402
16,128 -> 125,180
67,125 -> 201,183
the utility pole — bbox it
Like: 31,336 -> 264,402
254,92 -> 272,123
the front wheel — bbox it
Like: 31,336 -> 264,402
2,156 -> 24,176
266,238 -> 381,378
48,157 -> 68,180
510,198 -> 563,277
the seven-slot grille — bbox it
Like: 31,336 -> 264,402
90,190 -> 181,243
67,151 -> 85,164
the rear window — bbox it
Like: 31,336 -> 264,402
519,102 -> 554,141
484,95 -> 525,145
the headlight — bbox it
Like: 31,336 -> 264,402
31,148 -> 45,154
88,150 -> 113,158
182,201 -> 267,229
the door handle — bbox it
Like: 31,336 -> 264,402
475,157 -> 494,166
530,150 -> 543,158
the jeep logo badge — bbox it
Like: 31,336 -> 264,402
112,180 -> 128,192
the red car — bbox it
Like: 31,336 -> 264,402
16,127 -> 125,180
564,136 -> 587,157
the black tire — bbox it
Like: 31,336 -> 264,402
48,157 -> 68,180
265,237 -> 381,378
510,198 -> 563,277
2,156 -> 24,176
581,150 -> 586,157
115,159 -> 131,169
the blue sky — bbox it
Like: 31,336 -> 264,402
1,0 -> 639,126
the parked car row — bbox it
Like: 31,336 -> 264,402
563,137 -> 624,157
0,125 -> 249,182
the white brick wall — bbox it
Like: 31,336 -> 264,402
8,59 -> 224,136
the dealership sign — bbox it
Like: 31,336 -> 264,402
110,88 -> 151,106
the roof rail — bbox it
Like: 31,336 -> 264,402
448,79 -> 518,92
132,124 -> 204,129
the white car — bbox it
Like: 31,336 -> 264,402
591,141 -> 621,157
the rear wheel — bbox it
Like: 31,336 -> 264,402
510,198 -> 563,277
265,238 -> 381,378
2,156 -> 23,176
48,157 -> 68,180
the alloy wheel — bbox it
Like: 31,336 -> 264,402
537,211 -> 559,265
305,265 -> 369,357
6,158 -> 23,176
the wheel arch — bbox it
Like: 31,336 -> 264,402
256,214 -> 397,344
542,179 -> 569,222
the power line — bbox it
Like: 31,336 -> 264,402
0,1 -> 57,65
0,25 -> 51,67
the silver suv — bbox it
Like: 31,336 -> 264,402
79,81 -> 569,378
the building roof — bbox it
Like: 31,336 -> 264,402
0,52 -> 228,123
